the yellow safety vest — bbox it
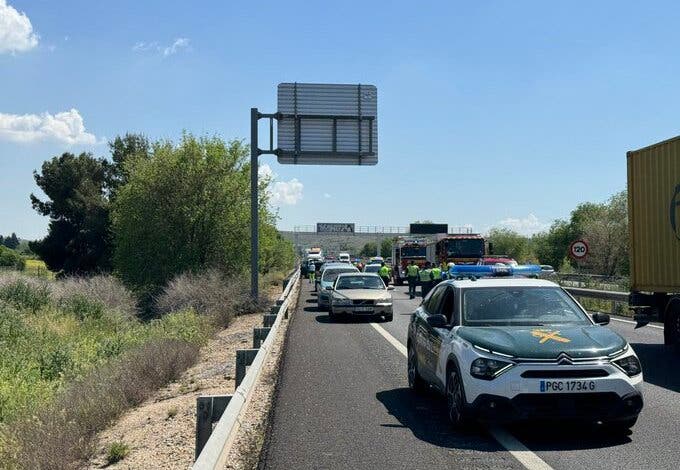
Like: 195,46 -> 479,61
406,265 -> 419,277
419,269 -> 432,282
379,266 -> 390,277
431,267 -> 442,279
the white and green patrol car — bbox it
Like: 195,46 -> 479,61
407,274 -> 644,431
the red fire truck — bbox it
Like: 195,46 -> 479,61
425,233 -> 486,266
391,237 -> 428,285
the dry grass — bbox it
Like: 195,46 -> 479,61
155,269 -> 267,327
8,339 -> 198,470
52,275 -> 137,318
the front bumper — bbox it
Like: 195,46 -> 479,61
331,303 -> 393,315
469,391 -> 643,422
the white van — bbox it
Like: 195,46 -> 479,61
338,252 -> 351,263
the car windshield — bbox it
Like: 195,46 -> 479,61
364,264 -> 381,273
336,275 -> 385,290
322,268 -> 357,282
462,287 -> 590,326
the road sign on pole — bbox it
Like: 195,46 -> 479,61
569,240 -> 589,260
249,83 -> 378,298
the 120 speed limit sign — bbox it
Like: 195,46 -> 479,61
569,240 -> 589,259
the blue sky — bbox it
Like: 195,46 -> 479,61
2,0 -> 680,240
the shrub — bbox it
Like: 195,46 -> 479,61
0,246 -> 23,269
155,269 -> 265,327
0,274 -> 51,313
106,441 -> 130,464
52,275 -> 136,318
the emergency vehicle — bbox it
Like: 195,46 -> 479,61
392,237 -> 428,285
425,233 -> 486,266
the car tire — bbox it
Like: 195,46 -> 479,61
446,364 -> 469,428
407,346 -> 427,393
603,417 -> 638,433
384,314 -> 393,322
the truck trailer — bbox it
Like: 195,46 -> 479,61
627,137 -> 680,348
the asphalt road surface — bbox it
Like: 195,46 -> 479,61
260,282 -> 680,470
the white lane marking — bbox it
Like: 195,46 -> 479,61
610,317 -> 664,330
369,321 -> 554,470
488,427 -> 554,470
370,322 -> 407,357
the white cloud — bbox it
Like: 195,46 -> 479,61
323,193 -> 331,199
0,109 -> 98,145
0,0 -> 39,54
133,37 -> 190,57
163,37 -> 189,56
258,163 -> 304,206
494,213 -> 549,236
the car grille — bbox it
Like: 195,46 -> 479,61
352,300 -> 375,305
521,369 -> 609,379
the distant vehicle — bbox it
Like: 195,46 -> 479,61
338,252 -> 351,263
540,265 -> 556,275
477,255 -> 518,267
392,237 -> 428,285
317,265 -> 359,310
426,234 -> 487,266
627,136 -> 680,348
407,270 -> 643,430
327,273 -> 393,321
369,256 -> 384,265
363,264 -> 382,274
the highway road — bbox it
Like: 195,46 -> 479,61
260,282 -> 680,470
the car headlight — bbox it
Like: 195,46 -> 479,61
470,358 -> 514,380
613,355 -> 642,377
333,298 -> 352,306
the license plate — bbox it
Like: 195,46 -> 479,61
354,306 -> 374,312
540,380 -> 596,393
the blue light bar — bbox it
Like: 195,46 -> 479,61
448,264 -> 542,277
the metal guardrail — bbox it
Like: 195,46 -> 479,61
192,269 -> 301,469
564,286 -> 630,315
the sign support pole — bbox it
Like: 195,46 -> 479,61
251,108 -> 259,299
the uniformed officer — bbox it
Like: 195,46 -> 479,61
379,262 -> 391,287
431,264 -> 442,285
308,261 -> 316,284
406,260 -> 419,299
419,262 -> 434,298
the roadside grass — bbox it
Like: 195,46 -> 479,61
0,268 -> 283,470
106,441 -> 130,464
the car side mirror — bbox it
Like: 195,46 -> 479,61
426,314 -> 448,328
387,286 -> 395,291
325,286 -> 333,291
592,312 -> 610,325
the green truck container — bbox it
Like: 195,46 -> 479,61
627,136 -> 680,347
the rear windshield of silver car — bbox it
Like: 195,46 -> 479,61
322,268 -> 358,282
462,287 -> 590,326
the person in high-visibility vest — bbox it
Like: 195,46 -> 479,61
379,262 -> 391,287
440,261 -> 448,280
406,260 -> 420,299
308,261 -> 316,284
419,262 -> 434,298
431,264 -> 442,285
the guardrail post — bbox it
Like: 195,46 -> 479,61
263,314 -> 277,327
253,327 -> 271,348
195,395 -> 232,460
235,349 -> 259,387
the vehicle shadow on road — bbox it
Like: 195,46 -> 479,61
630,342 -> 680,393
506,420 -> 631,450
315,314 -> 380,324
375,388 -> 501,452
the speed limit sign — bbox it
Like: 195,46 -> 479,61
569,240 -> 589,259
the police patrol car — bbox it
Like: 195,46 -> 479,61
407,265 -> 644,430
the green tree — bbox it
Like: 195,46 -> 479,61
580,190 -> 628,276
380,238 -> 393,258
112,134 -> 285,291
108,133 -> 151,197
360,242 -> 378,258
2,233 -> 20,249
487,228 -> 532,262
30,153 -> 112,274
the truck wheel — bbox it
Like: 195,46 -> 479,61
664,299 -> 680,352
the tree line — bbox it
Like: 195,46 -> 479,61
487,190 -> 628,276
29,133 -> 295,295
